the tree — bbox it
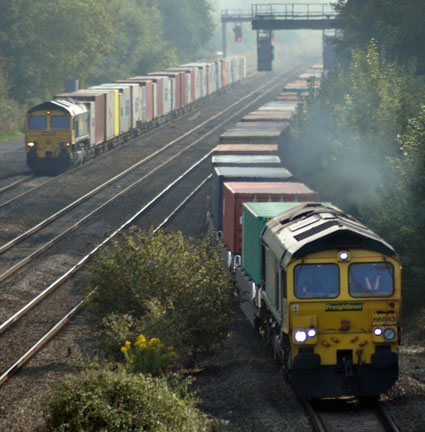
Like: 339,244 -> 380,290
286,41 -> 424,209
334,0 -> 425,74
89,0 -> 177,84
154,0 -> 215,62
0,0 -> 114,104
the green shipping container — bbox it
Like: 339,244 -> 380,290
242,202 -> 335,284
242,202 -> 302,284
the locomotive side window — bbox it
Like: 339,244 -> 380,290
349,262 -> 394,297
28,115 -> 47,130
294,264 -> 339,299
51,115 -> 70,130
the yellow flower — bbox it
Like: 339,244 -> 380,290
125,340 -> 131,348
147,338 -> 164,352
135,334 -> 147,349
120,346 -> 128,353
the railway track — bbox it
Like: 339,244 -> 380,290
0,63 -> 307,392
0,66 -> 299,284
299,394 -> 401,432
0,83 -> 239,210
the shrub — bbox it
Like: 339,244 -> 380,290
121,334 -> 177,376
86,229 -> 236,364
37,365 -> 218,432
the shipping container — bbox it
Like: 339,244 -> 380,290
234,121 -> 288,130
241,112 -> 293,122
212,166 -> 292,230
181,63 -> 207,97
107,82 -> 139,128
219,128 -> 283,144
117,78 -> 152,122
212,144 -> 279,155
242,202 -> 305,283
90,84 -> 132,134
55,92 -> 106,145
223,182 -> 318,255
153,71 -> 184,108
171,67 -> 199,101
284,79 -> 320,92
275,92 -> 308,101
148,74 -> 171,114
81,88 -> 118,138
258,101 -> 298,111
212,154 -> 281,167
131,76 -> 164,117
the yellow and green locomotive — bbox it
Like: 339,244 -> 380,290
238,202 -> 400,398
25,99 -> 92,172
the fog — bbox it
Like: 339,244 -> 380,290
211,0 -> 334,67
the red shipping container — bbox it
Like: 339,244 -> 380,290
212,144 -> 278,155
168,68 -> 195,104
56,92 -> 106,145
222,182 -> 318,254
130,76 -> 163,117
117,79 -> 153,122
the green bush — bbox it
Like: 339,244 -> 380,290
87,229 -> 236,364
37,365 -> 218,432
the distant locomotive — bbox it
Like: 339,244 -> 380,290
24,57 -> 247,173
210,64 -> 401,398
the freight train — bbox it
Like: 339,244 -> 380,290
24,57 -> 247,173
210,65 -> 401,398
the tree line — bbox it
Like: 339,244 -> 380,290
286,0 -> 425,314
0,0 -> 215,139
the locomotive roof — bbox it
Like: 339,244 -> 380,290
27,99 -> 88,116
261,202 -> 396,268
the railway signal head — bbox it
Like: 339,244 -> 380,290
234,26 -> 242,42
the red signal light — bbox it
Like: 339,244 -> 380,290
270,37 -> 275,43
237,37 -> 242,42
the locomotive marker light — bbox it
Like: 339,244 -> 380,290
383,327 -> 396,341
340,319 -> 350,330
374,327 -> 383,336
338,251 -> 350,261
307,328 -> 317,338
26,142 -> 35,147
294,330 -> 307,343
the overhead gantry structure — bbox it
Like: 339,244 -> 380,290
221,3 -> 341,70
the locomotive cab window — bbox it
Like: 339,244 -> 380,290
51,115 -> 70,130
294,264 -> 339,299
28,115 -> 47,130
349,262 -> 394,297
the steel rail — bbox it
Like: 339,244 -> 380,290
0,65 -> 306,390
378,402 -> 401,432
0,64 -> 305,339
0,70 -> 281,257
298,391 -> 400,432
0,74 -> 258,211
153,173 -> 213,233
0,175 -> 35,195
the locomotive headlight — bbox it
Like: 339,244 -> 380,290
294,330 -> 307,343
26,142 -> 35,147
374,327 -> 383,336
338,251 -> 350,261
383,327 -> 396,341
307,328 -> 317,338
